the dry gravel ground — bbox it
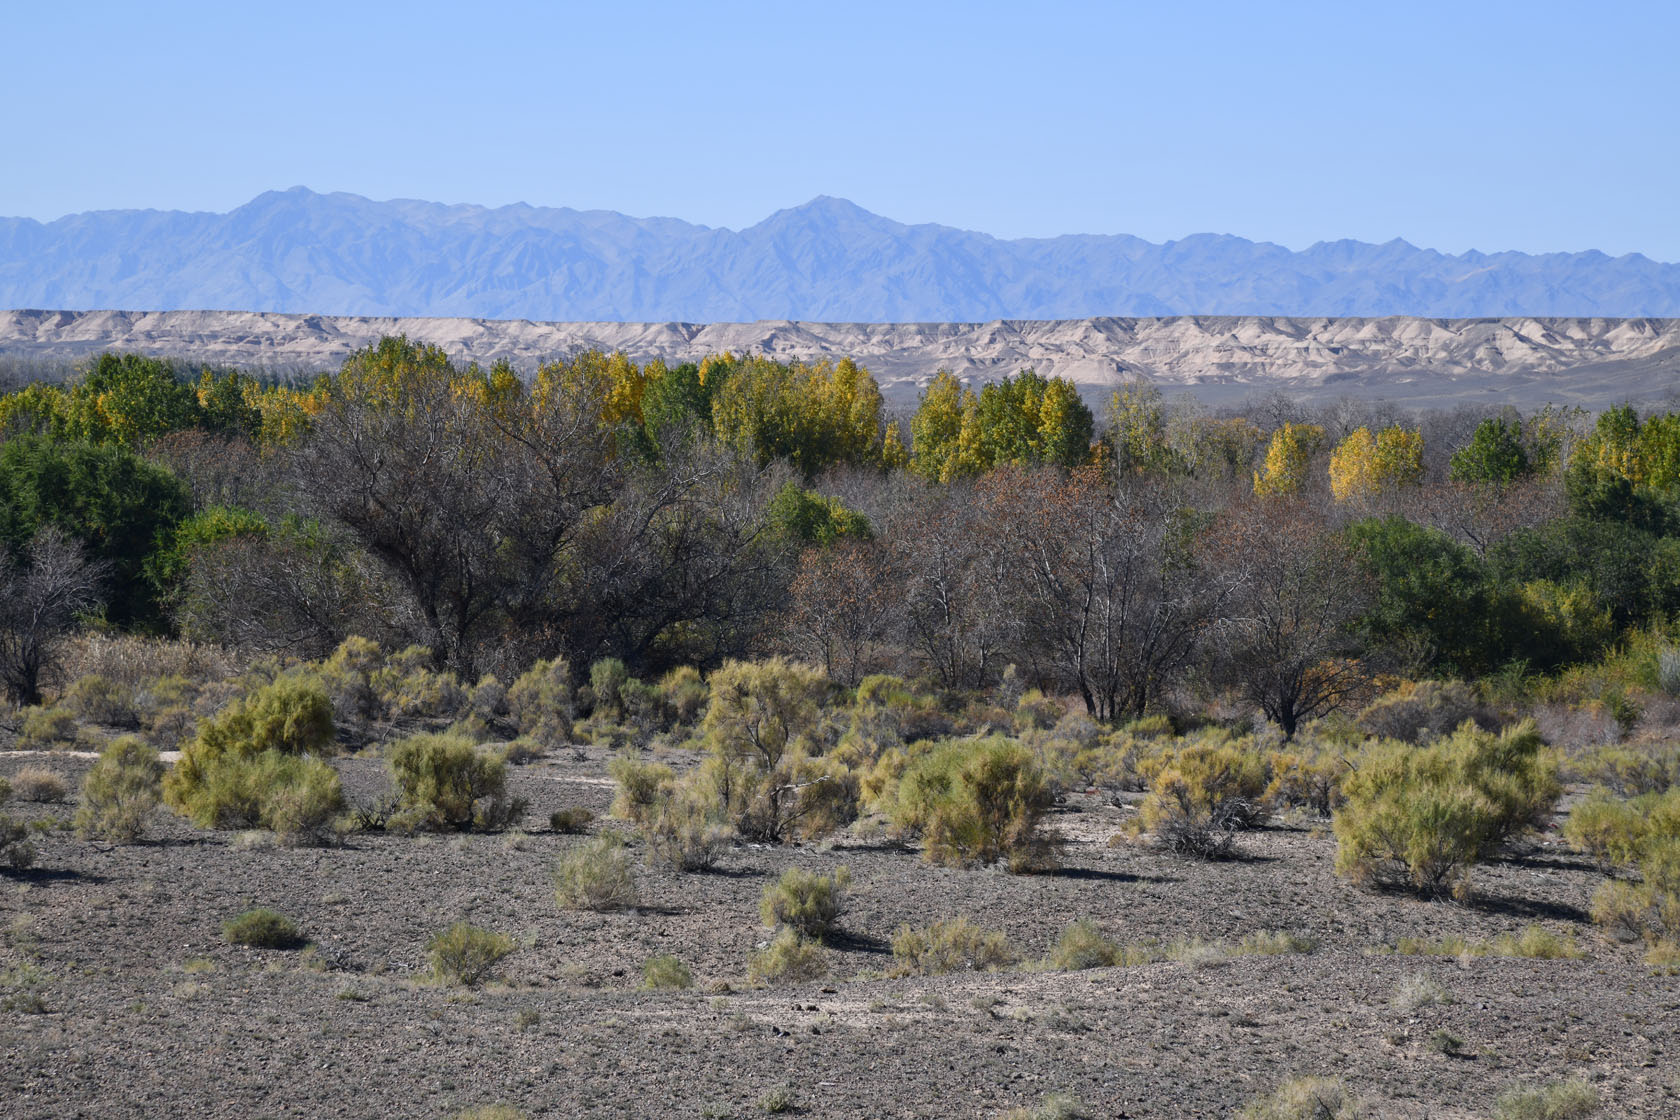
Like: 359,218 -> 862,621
2,748 -> 1677,1120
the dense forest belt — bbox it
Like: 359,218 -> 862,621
3,309 -> 1678,408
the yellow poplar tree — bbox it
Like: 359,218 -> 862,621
1253,422 -> 1324,496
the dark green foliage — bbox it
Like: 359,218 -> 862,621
1450,417 -> 1530,484
767,483 -> 872,546
223,908 -> 305,949
1347,517 -> 1507,674
0,434 -> 192,628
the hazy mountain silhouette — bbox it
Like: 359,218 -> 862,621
1,188 -> 1676,320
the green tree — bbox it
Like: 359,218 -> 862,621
1449,417 -> 1531,485
0,434 -> 192,628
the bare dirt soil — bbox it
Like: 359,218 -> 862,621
2,748 -> 1676,1119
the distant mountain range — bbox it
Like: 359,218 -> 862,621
1,189 -> 1677,321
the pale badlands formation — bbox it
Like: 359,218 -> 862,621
2,309 -> 1678,408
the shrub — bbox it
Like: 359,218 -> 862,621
223,908 -> 304,949
426,922 -> 513,987
760,866 -> 851,941
549,807 -> 594,834
890,917 -> 1014,976
164,683 -> 347,841
1137,738 -> 1270,858
61,674 -> 139,728
1357,679 -> 1493,744
9,767 -> 67,803
388,732 -> 523,831
453,1108 -> 527,1120
1563,787 -> 1674,868
588,658 -> 630,719
701,657 -> 827,773
748,927 -> 827,985
608,758 -> 675,825
1492,1079 -> 1599,1120
1000,1096 -> 1089,1120
554,835 -> 638,911
1048,919 -> 1127,970
893,737 -> 1056,872
378,646 -> 468,719
1263,736 -> 1349,817
1240,1077 -> 1362,1120
18,706 -> 79,749
1573,746 -> 1680,796
644,789 -> 732,871
657,665 -> 709,726
1390,973 -> 1448,1012
75,737 -> 163,842
1333,720 -> 1560,897
641,954 -> 693,990
0,781 -> 34,870
1660,646 -> 1680,697
505,656 -> 574,747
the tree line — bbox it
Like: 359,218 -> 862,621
1,337 -> 1677,734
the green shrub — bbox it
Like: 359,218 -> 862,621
641,954 -> 693,990
1492,1079 -> 1599,1120
893,737 -> 1056,872
388,732 -> 523,831
549,807 -> 594,834
554,835 -> 638,911
1573,746 -> 1680,796
748,927 -> 827,985
61,674 -> 139,728
890,917 -> 1014,975
453,1107 -> 528,1120
608,757 -> 675,825
1394,926 -> 1584,960
9,767 -> 67,804
505,656 -> 574,746
1263,745 -> 1346,818
760,866 -> 850,940
1333,720 -> 1559,897
1240,1077 -> 1362,1120
223,908 -> 304,949
1048,918 -> 1127,970
18,706 -> 79,749
75,737 -> 163,842
378,646 -> 467,719
427,922 -> 514,987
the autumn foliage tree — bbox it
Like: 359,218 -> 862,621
1328,425 -> 1424,502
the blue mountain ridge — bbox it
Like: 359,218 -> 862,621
0,187 -> 1675,320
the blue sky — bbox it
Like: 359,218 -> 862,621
8,0 -> 1677,260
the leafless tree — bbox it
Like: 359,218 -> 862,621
0,527 -> 104,706
1211,499 -> 1375,738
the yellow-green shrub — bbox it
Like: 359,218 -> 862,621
162,677 -> 343,841
388,732 -> 523,831
427,922 -> 512,987
1333,720 -> 1559,897
553,834 -> 638,911
1356,679 -> 1491,744
608,757 -> 675,825
61,674 -> 139,728
890,917 -> 1014,975
748,927 -> 828,985
760,866 -> 850,940
1136,737 -> 1270,857
893,737 -> 1055,872
505,655 -> 574,746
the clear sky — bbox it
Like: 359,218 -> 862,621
7,0 -> 1677,260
